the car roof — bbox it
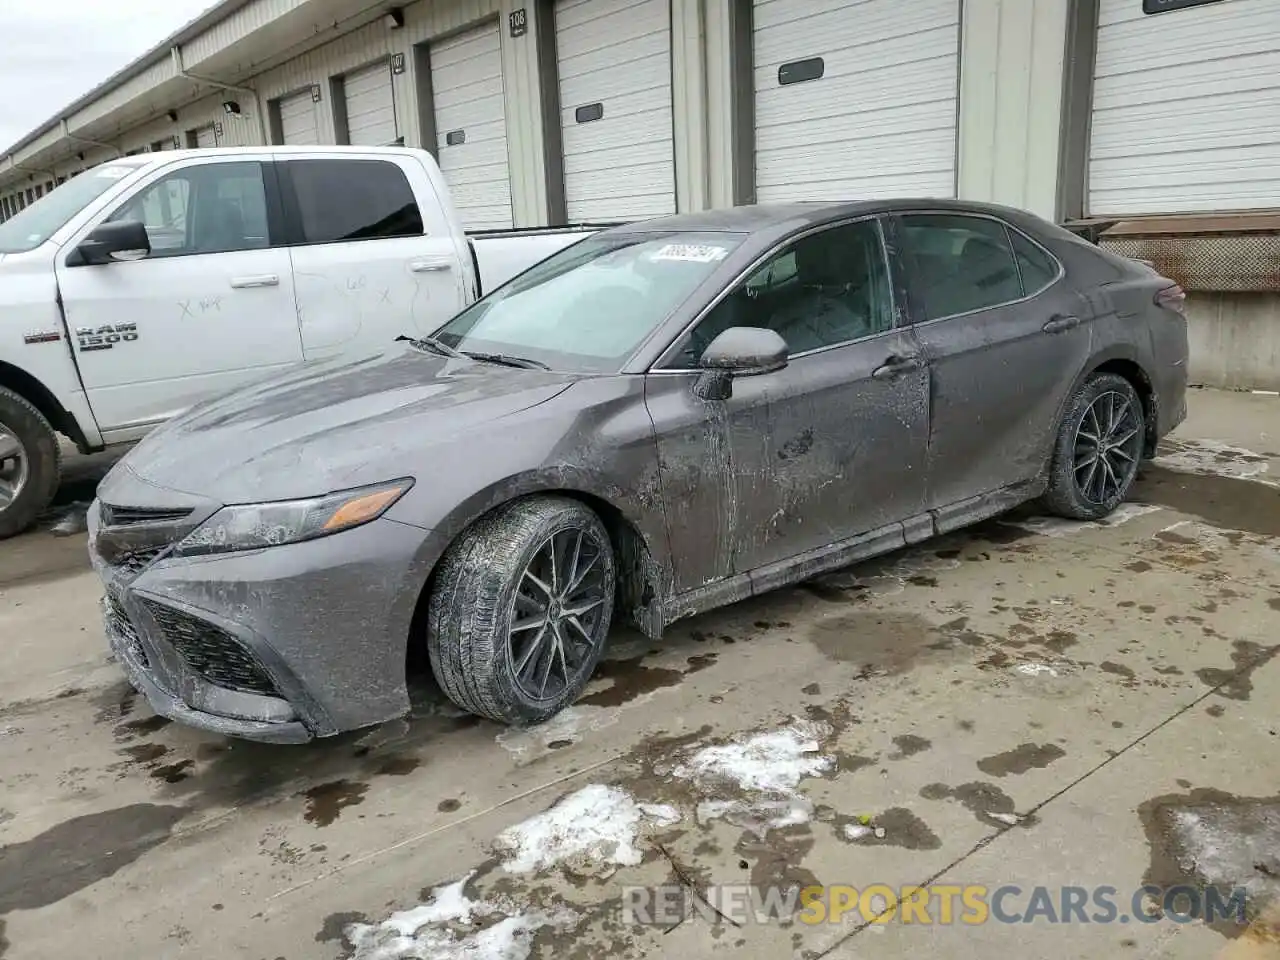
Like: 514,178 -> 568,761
605,198 -> 1053,240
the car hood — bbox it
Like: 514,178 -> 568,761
112,346 -> 579,504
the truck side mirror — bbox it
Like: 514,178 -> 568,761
69,220 -> 151,266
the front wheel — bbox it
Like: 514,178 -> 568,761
0,387 -> 63,540
426,496 -> 616,725
1042,373 -> 1145,521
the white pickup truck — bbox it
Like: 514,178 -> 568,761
0,146 -> 606,538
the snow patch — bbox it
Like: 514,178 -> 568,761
664,722 -> 834,835
495,707 -> 618,758
696,798 -> 814,837
843,823 -> 873,841
344,874 -> 577,960
671,721 -> 834,796
495,784 -> 680,877
1002,502 -> 1162,539
1155,519 -> 1280,562
1155,439 -> 1277,485
1016,663 -> 1061,678
1170,805 -> 1280,902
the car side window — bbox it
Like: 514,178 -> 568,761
107,162 -> 270,256
666,219 -> 895,367
899,214 -> 1025,320
1009,228 -> 1059,294
286,159 -> 424,243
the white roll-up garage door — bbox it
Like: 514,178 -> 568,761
194,125 -> 218,149
752,0 -> 960,203
432,20 -> 514,230
1089,0 -> 1280,216
345,60 -> 398,146
554,0 -> 676,222
279,90 -> 320,145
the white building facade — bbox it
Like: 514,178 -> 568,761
3,0 -> 1278,385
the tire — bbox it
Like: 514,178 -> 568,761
0,387 -> 62,540
426,496 -> 617,725
1042,373 -> 1144,522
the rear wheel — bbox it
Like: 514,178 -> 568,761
426,496 -> 616,725
1042,373 -> 1144,521
0,388 -> 62,540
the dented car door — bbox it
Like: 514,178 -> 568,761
646,217 -> 931,593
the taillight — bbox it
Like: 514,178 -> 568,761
1154,283 -> 1186,315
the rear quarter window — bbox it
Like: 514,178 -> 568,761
1009,229 -> 1060,294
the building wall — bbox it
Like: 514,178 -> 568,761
3,0 -> 1278,393
11,0 -> 1051,225
1186,293 -> 1280,392
956,0 -> 1069,221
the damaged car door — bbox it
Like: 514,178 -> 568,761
646,217 -> 930,594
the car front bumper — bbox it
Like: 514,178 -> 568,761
89,503 -> 429,743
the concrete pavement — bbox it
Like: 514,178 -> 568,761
0,388 -> 1277,959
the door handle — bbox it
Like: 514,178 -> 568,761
871,355 -> 924,380
410,258 -> 453,273
230,274 -> 280,288
1042,314 -> 1081,333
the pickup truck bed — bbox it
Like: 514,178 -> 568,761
469,223 -> 625,296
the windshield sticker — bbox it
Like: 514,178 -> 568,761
96,166 -> 133,180
650,243 -> 730,264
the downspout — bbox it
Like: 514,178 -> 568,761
60,119 -> 123,157
695,0 -> 710,210
170,46 -> 269,144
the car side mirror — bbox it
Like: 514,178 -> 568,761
693,326 -> 789,401
69,220 -> 151,266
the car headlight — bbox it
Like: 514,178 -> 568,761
174,478 -> 414,557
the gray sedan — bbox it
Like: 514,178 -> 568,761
88,200 -> 1188,743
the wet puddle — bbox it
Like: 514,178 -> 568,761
1139,787 -> 1280,935
0,804 -> 188,914
976,742 -> 1067,778
1135,465 -> 1280,538
807,610 -> 959,674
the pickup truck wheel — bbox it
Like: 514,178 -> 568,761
1042,373 -> 1144,522
0,388 -> 62,540
426,496 -> 616,725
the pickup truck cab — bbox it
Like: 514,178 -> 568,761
0,146 -> 603,537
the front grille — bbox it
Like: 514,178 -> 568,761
113,547 -> 168,575
107,596 -> 149,667
140,599 -> 277,697
101,503 -> 193,526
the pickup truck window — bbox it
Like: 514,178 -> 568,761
285,159 -> 424,244
106,161 -> 270,256
434,231 -> 745,374
0,159 -> 148,254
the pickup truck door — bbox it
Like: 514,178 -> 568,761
54,155 -> 302,439
277,153 -> 469,362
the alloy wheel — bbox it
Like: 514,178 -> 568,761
507,525 -> 610,702
1073,390 -> 1142,505
0,422 -> 29,513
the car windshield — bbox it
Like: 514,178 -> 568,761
0,160 -> 147,254
434,231 -> 746,374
